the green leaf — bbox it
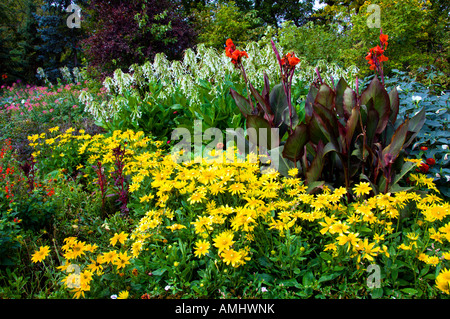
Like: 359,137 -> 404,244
280,278 -> 299,287
318,272 -> 341,283
391,160 -> 417,188
152,267 -> 167,276
319,252 -> 332,261
401,288 -> 418,295
302,271 -> 315,287
370,288 -> 384,299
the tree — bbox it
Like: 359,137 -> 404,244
350,0 -> 446,76
82,0 -> 197,79
192,1 -> 263,49
0,0 -> 45,83
33,0 -> 86,82
225,0 -> 314,28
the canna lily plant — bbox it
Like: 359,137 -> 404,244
228,32 -> 426,197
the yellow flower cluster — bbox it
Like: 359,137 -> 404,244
31,128 -> 450,297
57,235 -> 131,299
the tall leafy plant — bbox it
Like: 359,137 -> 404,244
229,32 -> 426,196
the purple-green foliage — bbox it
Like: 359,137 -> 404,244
82,0 -> 197,80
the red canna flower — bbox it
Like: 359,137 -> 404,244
282,52 -> 300,67
225,39 -> 248,65
1,74 -> 7,80
426,158 -> 436,166
420,146 -> 428,151
231,50 -> 248,64
380,33 -> 388,46
225,38 -> 235,58
366,31 -> 389,76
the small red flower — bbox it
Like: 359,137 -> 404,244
380,34 -> 388,46
225,39 -> 248,65
418,162 -> 429,173
420,146 -> 428,151
426,158 -> 436,166
281,52 -> 300,67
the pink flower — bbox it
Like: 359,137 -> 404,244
49,108 -> 54,113
72,105 -> 77,109
43,110 -> 47,114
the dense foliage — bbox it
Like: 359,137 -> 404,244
0,0 -> 449,302
81,0 -> 197,79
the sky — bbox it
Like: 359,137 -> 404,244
313,0 -> 326,11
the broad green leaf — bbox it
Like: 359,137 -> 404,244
302,270 -> 315,287
401,288 -> 418,295
318,272 -> 342,283
319,252 -> 332,261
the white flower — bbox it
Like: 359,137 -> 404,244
411,95 -> 422,102
261,287 -> 268,293
396,85 -> 402,91
442,145 -> 449,150
165,285 -> 171,291
446,175 -> 450,182
111,294 -> 117,299
445,154 -> 449,161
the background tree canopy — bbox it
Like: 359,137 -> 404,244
0,0 -> 447,88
